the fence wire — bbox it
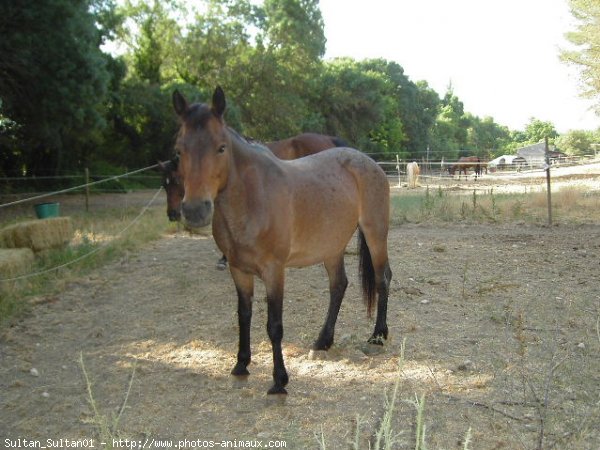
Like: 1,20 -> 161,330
0,163 -> 160,209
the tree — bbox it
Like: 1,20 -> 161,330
429,85 -> 470,160
555,129 -> 595,156
318,58 -> 390,152
358,59 -> 440,159
465,115 -> 511,158
0,0 -> 112,177
524,118 -> 558,143
239,0 -> 327,138
116,0 -> 182,84
562,0 -> 600,113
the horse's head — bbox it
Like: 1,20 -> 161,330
158,158 -> 184,222
448,165 -> 456,176
172,86 -> 231,228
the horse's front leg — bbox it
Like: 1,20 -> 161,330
230,267 -> 254,377
263,265 -> 288,395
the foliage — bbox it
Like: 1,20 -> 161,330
0,0 -> 113,178
318,58 -> 390,152
3,0 -> 595,189
466,115 -> 511,158
524,118 -> 558,144
555,129 -> 597,155
429,85 -> 470,160
562,0 -> 600,112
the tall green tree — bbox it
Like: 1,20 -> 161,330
240,0 -> 327,138
0,0 -> 112,177
562,0 -> 600,113
359,60 -> 441,159
524,117 -> 558,143
116,0 -> 183,84
318,58 -> 390,152
429,85 -> 470,160
465,115 -> 511,158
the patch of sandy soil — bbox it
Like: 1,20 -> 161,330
2,217 -> 600,448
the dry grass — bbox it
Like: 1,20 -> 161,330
0,248 -> 34,278
391,186 -> 600,225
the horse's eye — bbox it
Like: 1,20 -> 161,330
218,144 -> 226,154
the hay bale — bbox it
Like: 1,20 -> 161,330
0,248 -> 35,278
0,217 -> 74,252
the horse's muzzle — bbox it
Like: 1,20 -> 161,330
182,199 -> 213,228
167,209 -> 181,222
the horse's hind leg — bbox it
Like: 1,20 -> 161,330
369,260 -> 392,345
359,224 -> 392,345
313,253 -> 348,350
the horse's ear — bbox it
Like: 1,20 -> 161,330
212,86 -> 226,118
172,90 -> 188,117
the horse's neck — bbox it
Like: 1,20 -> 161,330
224,130 -> 283,193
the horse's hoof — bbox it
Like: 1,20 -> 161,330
231,364 -> 250,377
361,342 -> 385,356
216,262 -> 227,271
312,339 -> 333,351
267,385 -> 288,396
368,333 -> 386,346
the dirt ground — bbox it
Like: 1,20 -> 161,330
2,169 -> 600,449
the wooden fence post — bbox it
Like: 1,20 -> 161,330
545,137 -> 552,226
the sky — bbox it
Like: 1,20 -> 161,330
319,0 -> 599,133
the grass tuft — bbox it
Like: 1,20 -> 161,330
80,352 -> 137,449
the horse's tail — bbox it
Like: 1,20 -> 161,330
358,228 -> 376,317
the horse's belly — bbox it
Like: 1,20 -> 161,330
286,187 -> 358,267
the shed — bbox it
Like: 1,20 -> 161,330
517,142 -> 556,167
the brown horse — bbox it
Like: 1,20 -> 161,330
267,133 -> 347,160
159,133 -> 346,222
158,158 -> 185,221
448,156 -> 482,179
173,87 -> 392,395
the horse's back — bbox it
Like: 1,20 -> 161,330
289,147 -> 390,228
269,133 -> 340,160
288,147 -> 386,183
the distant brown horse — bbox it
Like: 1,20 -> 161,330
158,158 -> 185,222
173,86 -> 392,395
448,156 -> 482,179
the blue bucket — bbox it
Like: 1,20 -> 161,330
34,202 -> 60,219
